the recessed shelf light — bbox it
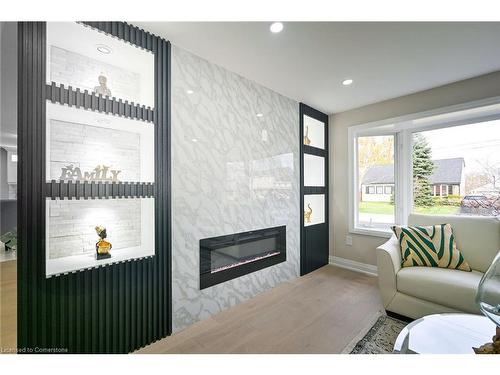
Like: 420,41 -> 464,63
256,113 -> 264,117
186,89 -> 194,95
342,79 -> 354,86
270,22 -> 284,33
96,44 -> 112,54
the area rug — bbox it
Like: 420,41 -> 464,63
342,313 -> 408,354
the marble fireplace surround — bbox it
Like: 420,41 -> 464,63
171,46 -> 300,332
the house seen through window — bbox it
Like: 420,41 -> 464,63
357,135 -> 395,229
356,120 -> 500,232
411,121 -> 500,217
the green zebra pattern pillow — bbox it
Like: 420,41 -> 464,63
392,224 -> 471,272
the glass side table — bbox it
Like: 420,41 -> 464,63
393,313 -> 496,354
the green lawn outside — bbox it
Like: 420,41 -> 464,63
359,201 -> 395,214
359,201 -> 460,215
413,205 -> 460,215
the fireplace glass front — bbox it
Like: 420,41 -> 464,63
200,226 -> 286,289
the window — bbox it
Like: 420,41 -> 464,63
349,99 -> 500,237
355,135 -> 395,231
412,122 -> 500,217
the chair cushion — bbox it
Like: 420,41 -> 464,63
392,224 -> 472,272
408,214 -> 500,272
397,267 -> 482,313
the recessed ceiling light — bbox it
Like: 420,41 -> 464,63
342,79 -> 354,86
270,22 -> 284,33
256,113 -> 264,118
186,89 -> 194,95
192,138 -> 198,143
96,44 -> 112,54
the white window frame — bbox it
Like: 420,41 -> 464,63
348,95 -> 500,238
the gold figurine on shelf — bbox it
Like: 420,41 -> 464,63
304,125 -> 311,145
95,225 -> 112,260
304,203 -> 313,224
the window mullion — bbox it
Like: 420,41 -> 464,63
395,130 -> 413,226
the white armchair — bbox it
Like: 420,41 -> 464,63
376,214 -> 500,319
376,235 -> 401,310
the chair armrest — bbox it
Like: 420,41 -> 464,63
376,235 -> 402,308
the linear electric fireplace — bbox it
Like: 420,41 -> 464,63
200,226 -> 286,289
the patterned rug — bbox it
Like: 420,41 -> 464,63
345,314 -> 408,354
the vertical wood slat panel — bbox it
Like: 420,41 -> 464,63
165,41 -> 172,335
37,22 -> 48,350
153,36 -> 161,338
18,21 -> 171,354
17,21 -> 45,352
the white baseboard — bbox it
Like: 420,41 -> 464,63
329,256 -> 378,277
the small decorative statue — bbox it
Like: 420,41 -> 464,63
304,125 -> 311,145
304,203 -> 313,224
95,225 -> 112,260
94,75 -> 112,97
473,327 -> 500,354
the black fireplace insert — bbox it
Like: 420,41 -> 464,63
200,226 -> 286,289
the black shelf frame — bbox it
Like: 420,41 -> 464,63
46,180 -> 155,200
46,82 -> 154,122
18,21 -> 171,354
299,103 -> 329,276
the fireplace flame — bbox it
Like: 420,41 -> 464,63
211,251 -> 281,274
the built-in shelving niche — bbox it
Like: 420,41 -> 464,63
46,22 -> 155,108
44,23 -> 156,277
18,21 -> 171,353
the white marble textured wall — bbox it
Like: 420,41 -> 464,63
171,46 -> 300,332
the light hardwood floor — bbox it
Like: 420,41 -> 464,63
138,265 -> 384,354
0,260 -> 16,352
0,263 -> 384,354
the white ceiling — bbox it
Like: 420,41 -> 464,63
134,22 -> 500,114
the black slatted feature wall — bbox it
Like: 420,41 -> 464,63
17,22 -> 171,353
300,103 -> 329,275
